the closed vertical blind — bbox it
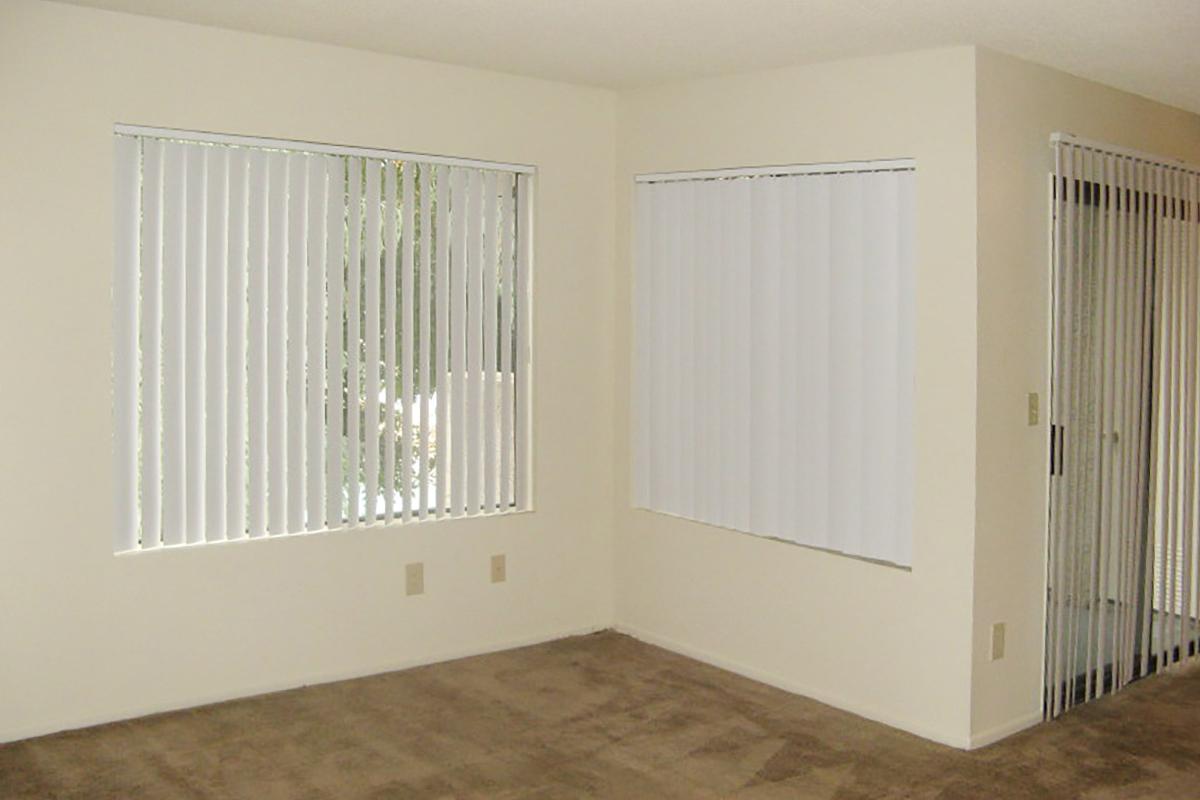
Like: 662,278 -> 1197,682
113,128 -> 533,552
632,161 -> 916,566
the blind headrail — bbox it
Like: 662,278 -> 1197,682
114,124 -> 537,175
636,158 -> 915,184
1051,132 -> 1199,176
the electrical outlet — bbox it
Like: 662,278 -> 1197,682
406,562 -> 424,596
491,554 -> 507,584
991,622 -> 1006,661
1027,393 -> 1039,426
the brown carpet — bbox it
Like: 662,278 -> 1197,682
3,631 -> 1200,799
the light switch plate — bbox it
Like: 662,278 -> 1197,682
491,554 -> 507,583
406,562 -> 424,596
1027,393 -> 1039,426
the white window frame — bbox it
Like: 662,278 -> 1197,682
113,125 -> 534,553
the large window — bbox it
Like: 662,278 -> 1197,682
632,160 -> 915,566
113,127 -> 532,552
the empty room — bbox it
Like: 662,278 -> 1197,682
4,0 -> 1200,797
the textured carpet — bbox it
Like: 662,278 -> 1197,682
3,631 -> 1200,798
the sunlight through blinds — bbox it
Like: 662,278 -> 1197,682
113,127 -> 532,552
1045,134 -> 1200,718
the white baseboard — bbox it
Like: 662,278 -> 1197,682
1,623 -> 608,745
613,623 -> 973,749
967,712 -> 1042,749
9,623 -> 1039,751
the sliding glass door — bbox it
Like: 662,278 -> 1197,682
1045,136 -> 1200,719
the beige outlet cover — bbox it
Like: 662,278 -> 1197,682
991,622 -> 1006,661
406,562 -> 424,596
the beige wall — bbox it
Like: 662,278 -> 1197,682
971,48 -> 1200,744
613,48 -> 981,747
0,0 -> 616,743
8,1 -> 1200,749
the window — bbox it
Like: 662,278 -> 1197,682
113,126 -> 532,552
631,160 -> 915,566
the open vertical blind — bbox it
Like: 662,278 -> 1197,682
632,161 -> 916,566
113,128 -> 533,552
1045,134 -> 1200,717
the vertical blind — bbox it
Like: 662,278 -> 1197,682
632,162 -> 916,566
113,128 -> 533,552
1045,134 -> 1200,717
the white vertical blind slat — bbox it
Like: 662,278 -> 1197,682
346,159 -> 364,526
499,176 -> 515,509
1116,155 -> 1137,688
866,172 -> 903,564
631,185 -> 649,510
226,150 -> 248,540
418,165 -> 433,519
325,156 -> 345,528
1185,172 -> 1195,647
246,151 -> 270,539
113,135 -> 140,553
450,168 -> 468,517
140,139 -> 164,549
1159,173 -> 1175,667
482,172 -> 498,512
666,182 -> 683,516
466,170 -> 484,514
383,162 -> 398,522
1048,146 -> 1069,715
286,155 -> 307,533
648,183 -> 669,517
435,165 -> 451,518
161,142 -> 187,547
829,173 -> 865,558
773,178 -> 797,542
1139,159 -> 1157,680
1063,146 -> 1089,708
749,177 -> 780,535
1109,155 -> 1129,688
895,172 -> 917,566
400,163 -> 415,521
691,182 -> 712,525
798,176 -> 832,549
364,159 -> 382,523
184,144 -> 207,544
730,178 -> 752,532
306,156 -> 327,531
515,173 -> 533,510
204,148 -> 229,542
266,151 -> 289,536
677,180 -> 697,521
1180,172 -> 1196,661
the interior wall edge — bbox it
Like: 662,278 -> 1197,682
968,44 -> 1200,740
0,623 -> 611,745
613,623 -> 974,750
613,43 -> 980,750
0,0 -> 618,745
966,711 -> 1042,751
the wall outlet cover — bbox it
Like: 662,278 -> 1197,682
406,562 -> 425,596
491,554 -> 507,583
991,622 -> 1006,661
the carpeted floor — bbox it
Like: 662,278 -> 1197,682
3,631 -> 1200,799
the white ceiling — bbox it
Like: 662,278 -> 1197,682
54,0 -> 1200,113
